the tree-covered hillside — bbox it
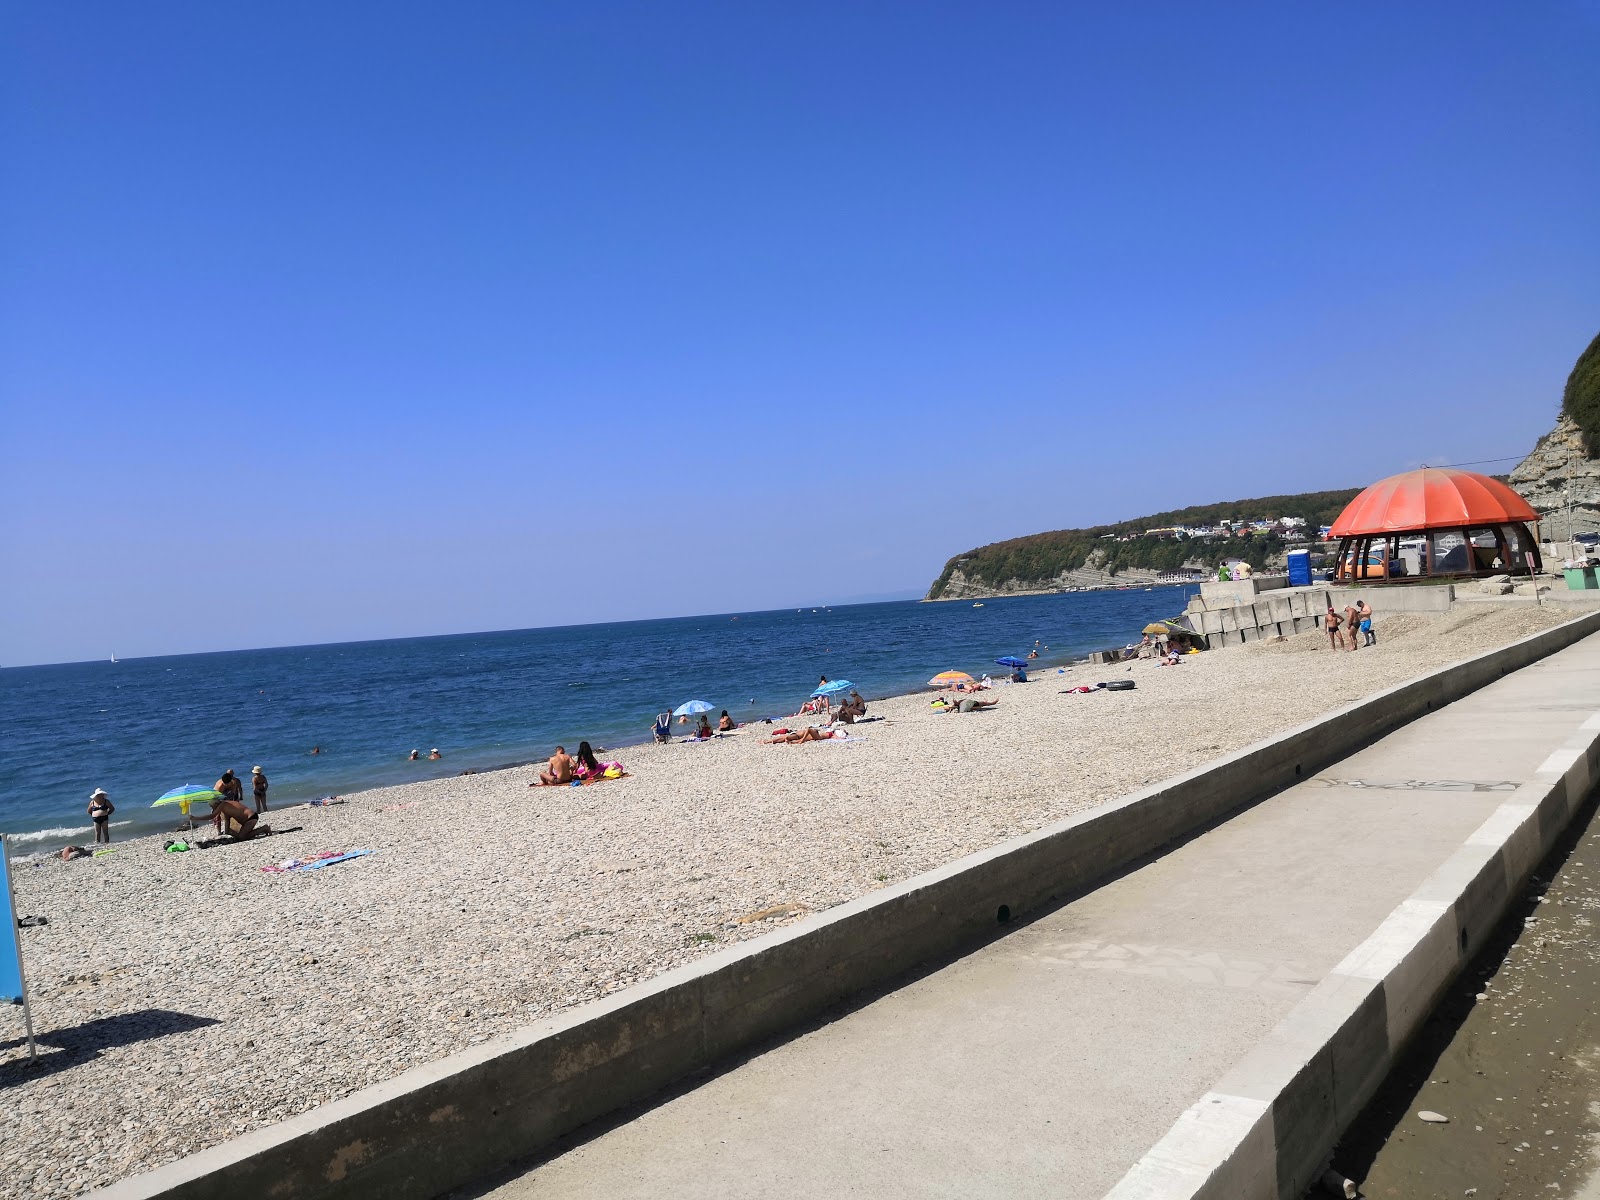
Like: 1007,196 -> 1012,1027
925,488 -> 1362,599
1562,330 -> 1600,457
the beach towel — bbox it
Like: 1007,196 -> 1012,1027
261,849 -> 373,874
296,849 -> 371,870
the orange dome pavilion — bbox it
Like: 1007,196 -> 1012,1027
1329,468 -> 1541,583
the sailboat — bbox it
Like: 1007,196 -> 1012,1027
110,652 -> 118,663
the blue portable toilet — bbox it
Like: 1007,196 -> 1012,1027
1286,549 -> 1312,587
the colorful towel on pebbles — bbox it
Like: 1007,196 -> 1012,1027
261,849 -> 373,874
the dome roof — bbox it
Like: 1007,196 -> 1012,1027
1330,468 -> 1538,538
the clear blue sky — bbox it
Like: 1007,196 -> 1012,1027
4,3 -> 1597,666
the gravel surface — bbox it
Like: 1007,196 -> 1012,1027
0,603 -> 1577,1198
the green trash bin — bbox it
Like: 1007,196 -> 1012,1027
1563,566 -> 1599,590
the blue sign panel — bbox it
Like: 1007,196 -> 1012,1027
1,837 -> 24,1004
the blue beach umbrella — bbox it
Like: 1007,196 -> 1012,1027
673,700 -> 716,718
995,657 -> 1029,669
811,679 -> 855,698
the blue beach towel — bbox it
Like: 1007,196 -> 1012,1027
292,849 -> 372,871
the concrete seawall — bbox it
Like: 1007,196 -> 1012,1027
92,610 -> 1600,1200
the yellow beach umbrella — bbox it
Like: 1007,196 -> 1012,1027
1142,623 -> 1170,635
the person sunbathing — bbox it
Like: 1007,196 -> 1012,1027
537,746 -> 574,786
955,697 -> 999,713
766,726 -> 842,744
572,741 -> 628,782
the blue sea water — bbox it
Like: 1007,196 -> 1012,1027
0,588 -> 1195,850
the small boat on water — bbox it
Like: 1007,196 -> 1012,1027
110,652 -> 117,663
972,602 -> 984,608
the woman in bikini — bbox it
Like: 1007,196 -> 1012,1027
766,726 -> 839,744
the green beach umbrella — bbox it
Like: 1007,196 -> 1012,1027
154,784 -> 221,815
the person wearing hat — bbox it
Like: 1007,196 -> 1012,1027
427,748 -> 443,760
251,765 -> 269,814
87,788 -> 115,844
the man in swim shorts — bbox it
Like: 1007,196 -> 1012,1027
958,697 -> 999,712
538,746 -> 573,785
215,769 -> 244,806
1324,607 -> 1345,650
1358,600 -> 1376,646
1344,604 -> 1361,652
210,796 -> 265,839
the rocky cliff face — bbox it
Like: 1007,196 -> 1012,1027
1509,414 -> 1600,536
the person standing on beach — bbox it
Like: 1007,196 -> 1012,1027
215,769 -> 243,806
1324,607 -> 1345,650
1356,600 -> 1376,646
251,765 -> 269,814
87,788 -> 114,844
1344,604 -> 1361,652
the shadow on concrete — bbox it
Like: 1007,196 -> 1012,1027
1307,781 -> 1600,1196
0,1008 -> 219,1086
444,787 -> 1290,1199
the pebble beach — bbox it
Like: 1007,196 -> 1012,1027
0,602 -> 1578,1198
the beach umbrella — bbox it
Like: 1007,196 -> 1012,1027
995,656 -> 1029,669
929,671 -> 975,688
1142,623 -> 1171,635
811,679 -> 855,697
672,699 -> 716,718
153,784 -> 221,815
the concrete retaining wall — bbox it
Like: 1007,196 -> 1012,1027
1194,584 -> 1457,647
92,612 -> 1600,1200
1107,636 -> 1600,1200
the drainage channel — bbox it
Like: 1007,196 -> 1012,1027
1310,783 -> 1600,1200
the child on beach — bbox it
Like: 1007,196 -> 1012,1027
87,788 -> 114,844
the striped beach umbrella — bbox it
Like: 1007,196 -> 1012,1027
928,671 -> 975,688
153,784 -> 221,815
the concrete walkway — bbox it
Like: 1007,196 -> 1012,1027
477,635 -> 1600,1200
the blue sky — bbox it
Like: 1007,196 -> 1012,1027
3,2 -> 1598,666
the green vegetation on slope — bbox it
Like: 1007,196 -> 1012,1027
1561,330 -> 1600,458
926,488 -> 1362,599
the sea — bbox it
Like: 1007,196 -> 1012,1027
0,587 -> 1196,851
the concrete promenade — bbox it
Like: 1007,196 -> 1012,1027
478,633 -> 1600,1200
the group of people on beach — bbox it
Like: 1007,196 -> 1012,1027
82,763 -> 271,847
206,767 -> 272,839
533,742 -> 627,786
1325,601 -> 1376,650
